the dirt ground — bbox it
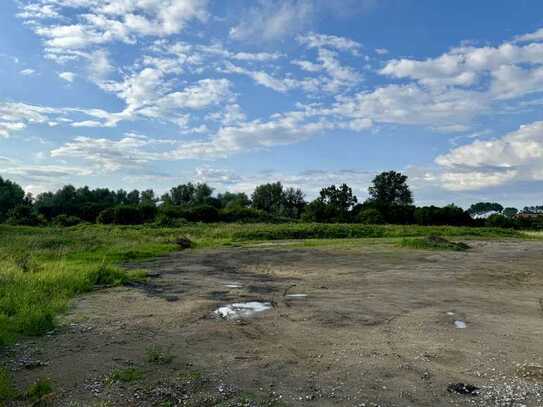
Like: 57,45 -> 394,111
3,239 -> 543,406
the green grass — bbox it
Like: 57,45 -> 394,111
0,223 -> 523,346
0,367 -> 18,402
145,345 -> 174,365
25,377 -> 53,402
399,236 -> 471,251
108,368 -> 144,383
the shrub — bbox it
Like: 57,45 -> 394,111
358,208 -> 385,224
6,205 -> 45,226
0,368 -> 18,401
145,345 -> 174,364
97,206 -> 144,225
109,368 -> 143,383
486,214 -> 515,228
96,207 -> 115,224
219,207 -> 273,223
52,214 -> 83,227
25,378 -> 53,402
186,205 -> 219,222
154,213 -> 188,227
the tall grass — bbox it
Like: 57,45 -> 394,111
0,223 -> 522,345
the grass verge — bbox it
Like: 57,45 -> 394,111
0,223 -> 523,345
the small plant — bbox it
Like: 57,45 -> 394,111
108,368 -> 144,383
0,368 -> 18,401
400,235 -> 470,251
25,377 -> 53,402
145,345 -> 174,365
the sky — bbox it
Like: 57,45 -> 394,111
1,0 -> 543,208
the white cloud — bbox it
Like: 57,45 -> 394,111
22,0 -> 209,52
59,71 -> 76,82
380,42 -> 543,96
231,52 -> 283,62
0,102 -> 62,137
50,134 -> 168,171
20,68 -> 36,76
515,28 -> 543,43
230,0 -> 314,42
435,121 -> 543,190
297,32 -> 362,54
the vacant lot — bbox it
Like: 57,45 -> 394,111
2,237 -> 542,406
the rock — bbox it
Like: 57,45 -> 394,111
447,383 -> 480,396
175,237 -> 194,249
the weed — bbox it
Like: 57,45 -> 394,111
25,377 -> 53,402
0,368 -> 18,402
108,368 -> 144,383
145,345 -> 174,365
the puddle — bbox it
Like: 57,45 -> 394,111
286,294 -> 308,298
214,302 -> 272,320
454,320 -> 467,329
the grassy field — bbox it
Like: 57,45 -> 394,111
0,223 -> 523,346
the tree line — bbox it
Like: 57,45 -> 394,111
0,171 -> 541,229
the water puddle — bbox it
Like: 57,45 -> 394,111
454,320 -> 467,329
286,294 -> 308,298
214,301 -> 272,320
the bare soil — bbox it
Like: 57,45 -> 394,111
3,240 -> 543,406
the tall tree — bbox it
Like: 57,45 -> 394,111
0,177 -> 25,221
251,182 -> 285,215
283,187 -> 306,218
367,171 -> 413,206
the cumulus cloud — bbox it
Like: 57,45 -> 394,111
22,0 -> 209,51
435,121 -> 543,190
59,71 -> 76,82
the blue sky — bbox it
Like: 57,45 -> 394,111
1,0 -> 543,208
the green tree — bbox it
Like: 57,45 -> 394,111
251,182 -> 285,215
140,189 -> 157,206
217,192 -> 251,209
283,187 -> 306,218
0,177 -> 26,221
318,184 -> 357,217
367,171 -> 413,206
467,202 -> 503,217
126,190 -> 140,205
502,207 -> 518,218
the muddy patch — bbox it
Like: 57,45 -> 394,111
213,301 -> 273,320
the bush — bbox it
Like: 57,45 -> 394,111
219,207 -> 273,223
96,207 -> 115,224
6,205 -> 45,226
158,205 -> 219,223
97,206 -> 144,225
358,208 -> 385,224
414,205 -> 472,226
186,205 -> 219,222
486,214 -> 515,228
52,214 -> 83,227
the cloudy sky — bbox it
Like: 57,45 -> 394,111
1,0 -> 543,207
